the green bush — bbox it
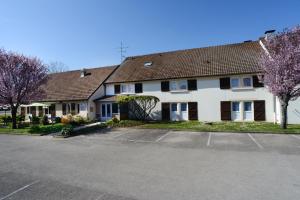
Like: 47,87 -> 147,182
73,115 -> 87,125
55,117 -> 61,124
42,115 -> 49,125
0,115 -> 12,123
60,125 -> 73,137
29,124 -> 64,134
16,115 -> 25,123
32,116 -> 41,125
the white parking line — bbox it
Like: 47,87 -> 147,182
247,133 -> 264,149
291,135 -> 300,140
155,131 -> 171,142
206,132 -> 212,146
0,180 -> 39,200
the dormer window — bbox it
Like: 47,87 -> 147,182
144,62 -> 153,67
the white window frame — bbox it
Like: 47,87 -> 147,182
231,101 -> 254,121
121,83 -> 135,94
231,76 -> 253,90
170,80 -> 188,92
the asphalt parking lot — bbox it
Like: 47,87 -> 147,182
1,128 -> 300,200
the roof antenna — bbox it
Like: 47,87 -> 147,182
117,41 -> 128,62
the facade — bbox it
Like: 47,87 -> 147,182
97,40 -> 300,124
20,66 -> 117,121
20,38 -> 300,124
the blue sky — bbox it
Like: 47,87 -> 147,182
0,0 -> 299,70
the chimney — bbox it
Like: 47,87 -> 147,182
80,68 -> 87,77
264,30 -> 276,40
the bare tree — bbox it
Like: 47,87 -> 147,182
47,61 -> 69,73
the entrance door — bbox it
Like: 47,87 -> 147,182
170,103 -> 178,121
101,103 -> 112,121
180,103 -> 188,121
231,102 -> 241,121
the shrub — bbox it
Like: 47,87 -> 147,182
73,115 -> 87,125
55,117 -> 61,124
16,115 -> 25,123
29,124 -> 64,134
42,115 -> 49,125
32,116 -> 41,125
61,114 -> 73,124
60,125 -> 73,137
0,115 -> 12,123
112,117 -> 120,123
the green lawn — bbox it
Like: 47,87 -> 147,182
139,121 -> 300,134
0,123 -> 65,135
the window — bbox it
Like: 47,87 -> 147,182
170,81 -> 177,91
243,101 -> 253,120
101,104 -> 106,117
179,80 -> 187,90
231,77 -> 253,89
107,104 -> 111,117
121,84 -> 135,94
231,78 -> 240,88
171,103 -> 177,111
170,80 -> 188,91
112,103 -> 119,113
181,103 -> 187,111
232,102 -> 240,112
244,102 -> 252,111
243,77 -> 252,87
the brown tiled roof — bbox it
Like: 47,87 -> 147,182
105,41 -> 263,83
94,95 -> 117,102
37,66 -> 117,102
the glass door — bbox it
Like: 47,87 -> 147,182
101,103 -> 112,121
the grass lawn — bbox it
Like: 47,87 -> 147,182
139,121 -> 300,134
0,123 -> 65,135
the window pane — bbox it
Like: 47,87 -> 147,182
232,102 -> 240,112
121,85 -> 127,93
243,78 -> 252,87
171,103 -> 177,111
112,103 -> 119,113
107,104 -> 111,117
129,84 -> 135,93
179,80 -> 187,90
170,81 -> 177,91
231,78 -> 239,88
181,103 -> 187,111
244,102 -> 252,111
101,104 -> 106,117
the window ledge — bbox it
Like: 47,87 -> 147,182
231,87 -> 254,91
170,90 -> 189,93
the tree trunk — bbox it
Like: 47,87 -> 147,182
11,106 -> 18,129
280,101 -> 288,129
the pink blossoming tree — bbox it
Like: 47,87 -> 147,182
260,26 -> 300,129
0,49 -> 48,129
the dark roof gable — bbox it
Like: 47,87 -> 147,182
105,41 -> 263,83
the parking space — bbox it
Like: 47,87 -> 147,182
1,130 -> 300,200
209,132 -> 262,151
0,171 -> 136,200
158,131 -> 209,148
77,128 -> 300,152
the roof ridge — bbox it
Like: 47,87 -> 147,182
49,65 -> 119,75
125,40 -> 259,60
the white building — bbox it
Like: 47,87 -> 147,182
97,40 -> 300,124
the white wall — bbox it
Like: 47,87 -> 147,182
106,75 -> 276,122
287,98 -> 300,124
88,85 -> 105,120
